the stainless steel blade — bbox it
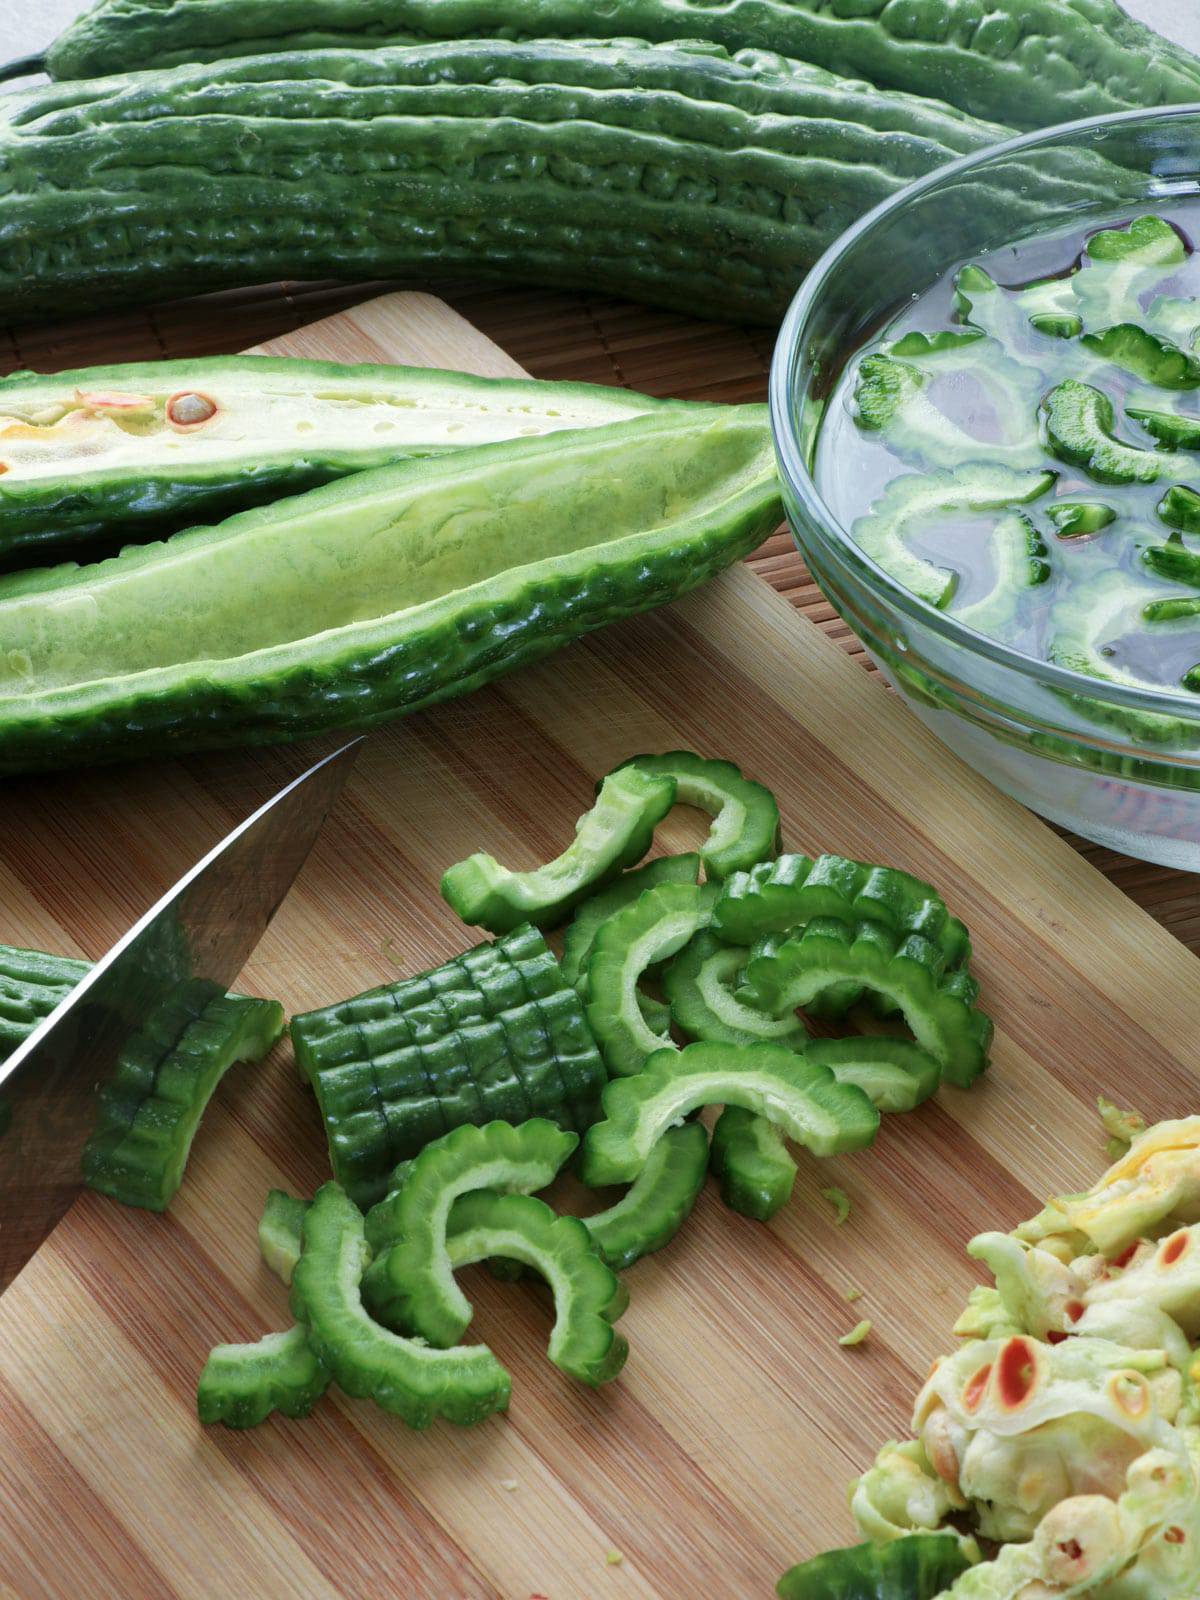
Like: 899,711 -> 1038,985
0,738 -> 362,1292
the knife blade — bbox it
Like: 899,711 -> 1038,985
0,738 -> 362,1293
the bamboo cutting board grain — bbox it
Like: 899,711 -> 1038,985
2,293 -> 1199,1600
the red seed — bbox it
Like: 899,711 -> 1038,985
1161,1231 -> 1189,1267
1111,1241 -> 1140,1270
1166,1527 -> 1186,1545
962,1363 -> 992,1412
1065,1299 -> 1085,1323
1046,1329 -> 1068,1345
997,1337 -> 1038,1409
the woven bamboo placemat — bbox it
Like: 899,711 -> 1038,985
6,277 -> 1198,952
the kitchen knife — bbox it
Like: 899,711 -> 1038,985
0,738 -> 362,1293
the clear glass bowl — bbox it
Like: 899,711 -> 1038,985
770,105 -> 1200,870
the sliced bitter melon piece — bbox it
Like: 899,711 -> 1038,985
711,1038 -> 940,1222
1048,571 -> 1183,688
739,921 -> 992,1088
776,1533 -> 973,1599
1158,485 -> 1200,535
581,1121 -> 710,1273
291,1181 -> 511,1429
851,466 -> 1056,608
441,765 -> 677,933
1042,380 -> 1177,485
583,881 -> 714,1077
711,853 -> 970,970
1141,539 -> 1200,587
259,1189 -> 310,1286
954,262 -> 1081,344
83,989 -> 285,1212
579,1041 -> 879,1188
1127,404 -> 1200,450
560,852 -> 700,987
197,1326 -> 330,1429
361,1118 -> 578,1346
663,930 -> 810,1050
1072,215 -> 1189,332
615,753 -> 781,880
1047,500 -> 1117,538
1080,324 -> 1200,390
851,342 -> 1041,470
951,510 -> 1051,640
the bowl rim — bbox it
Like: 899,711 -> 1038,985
768,99 -> 1200,724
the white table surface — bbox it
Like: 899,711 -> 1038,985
1,0 -> 1195,64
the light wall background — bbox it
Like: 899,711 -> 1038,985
1,0 -> 1196,63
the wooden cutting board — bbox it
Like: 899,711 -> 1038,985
2,293 -> 1199,1600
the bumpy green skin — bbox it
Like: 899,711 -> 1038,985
1158,485 -> 1200,535
584,882 -> 713,1077
582,1121 -> 710,1272
614,753 -> 782,879
292,925 -> 602,1208
0,356 -> 685,568
0,41 -> 1037,328
1047,500 -> 1116,537
710,1106 -> 797,1221
43,0 -> 1200,134
1041,380 -> 1175,485
0,943 -> 90,1061
197,1326 -> 330,1429
1080,324 -> 1200,390
711,853 -> 971,970
739,919 -> 992,1088
442,768 -> 677,934
292,1181 -> 511,1428
580,1041 -> 879,1187
1130,406 -> 1200,450
0,409 -> 780,775
82,988 -> 285,1212
776,1533 -> 972,1599
560,854 -> 700,988
362,1119 -> 578,1346
1142,541 -> 1200,587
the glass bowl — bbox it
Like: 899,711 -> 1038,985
770,105 -> 1200,871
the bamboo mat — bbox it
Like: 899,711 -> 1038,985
4,278 -> 1198,950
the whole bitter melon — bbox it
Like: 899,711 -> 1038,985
0,40 -> 1033,326
38,0 -> 1200,134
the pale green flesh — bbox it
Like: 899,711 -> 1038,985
774,967 -> 940,1062
674,776 -> 743,857
696,946 -> 806,1041
0,360 -> 668,484
447,1224 -> 574,1362
629,1069 -> 840,1165
0,409 -> 772,702
618,911 -> 704,1058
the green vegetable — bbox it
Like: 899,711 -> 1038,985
710,1038 -> 938,1222
851,467 -> 1057,607
40,0 -> 1200,134
1048,572 -> 1176,691
852,347 -> 1041,471
559,853 -> 700,989
664,931 -> 810,1051
1127,406 -> 1200,450
259,1190 -> 310,1286
197,1326 -> 330,1429
581,1121 -> 710,1273
838,1320 -> 871,1347
1047,500 -> 1116,538
709,1106 -> 797,1221
0,356 -> 683,569
1080,325 -> 1200,390
442,767 -> 677,934
823,1188 -> 852,1226
82,986 -> 285,1212
579,1042 -> 879,1188
1041,381 -> 1176,485
954,263 -> 1080,345
291,1181 -> 511,1428
361,1119 -> 578,1346
1073,215 -> 1190,331
1158,485 -> 1200,534
1141,541 -> 1200,587
583,882 -> 713,1078
776,1535 -> 972,1600
436,1189 -> 629,1386
0,407 -> 779,775
0,942 -> 90,1061
291,924 -> 604,1208
614,753 -> 781,880
739,921 -> 992,1088
711,853 -> 971,970
0,41 -> 1016,329
952,512 -> 1051,640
